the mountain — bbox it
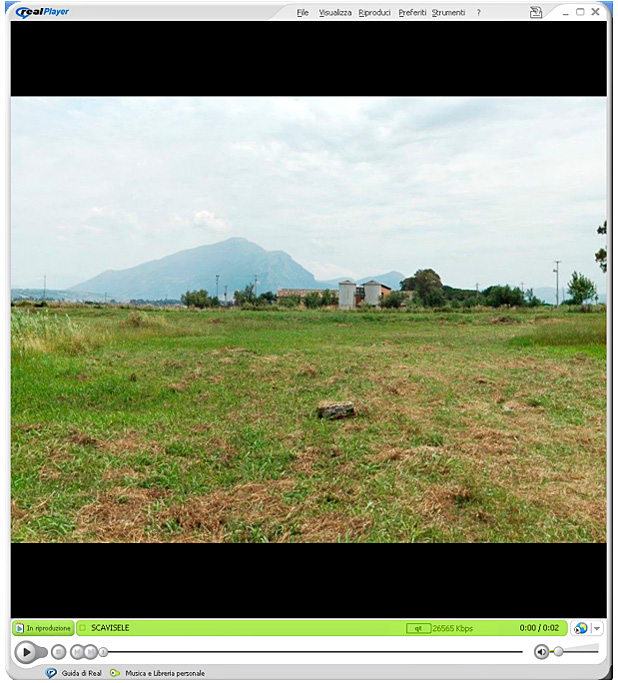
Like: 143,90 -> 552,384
532,286 -> 606,305
11,288 -> 107,302
68,239 -> 607,304
69,238 -> 320,301
320,271 -> 405,291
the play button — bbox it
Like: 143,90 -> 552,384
14,641 -> 48,665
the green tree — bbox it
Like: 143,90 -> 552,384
382,291 -> 406,309
400,269 -> 445,307
234,283 -> 256,306
257,291 -> 276,306
567,272 -> 597,304
181,289 -> 214,309
279,295 -> 301,308
595,220 -> 607,273
482,285 -> 525,307
525,288 -> 543,307
320,289 -> 335,307
303,291 -> 321,309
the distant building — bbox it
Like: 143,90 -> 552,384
338,280 -> 392,309
276,281 -> 394,309
278,288 -> 329,298
338,280 -> 357,309
276,288 -> 339,303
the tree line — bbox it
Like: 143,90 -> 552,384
181,218 -> 606,310
389,268 -> 598,309
182,272 -> 598,310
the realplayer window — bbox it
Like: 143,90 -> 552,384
6,2 -> 611,681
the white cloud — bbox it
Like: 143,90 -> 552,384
10,96 -> 607,290
193,210 -> 231,234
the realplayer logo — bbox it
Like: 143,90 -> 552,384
15,7 -> 70,18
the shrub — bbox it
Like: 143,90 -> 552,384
525,288 -> 543,307
256,291 -> 276,306
278,296 -> 301,308
303,292 -> 321,309
320,289 -> 336,307
181,289 -> 217,309
382,291 -> 406,309
120,311 -> 168,329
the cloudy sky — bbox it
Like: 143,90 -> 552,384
11,96 -> 607,291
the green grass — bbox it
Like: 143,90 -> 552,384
11,306 -> 607,543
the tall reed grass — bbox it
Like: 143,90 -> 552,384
11,309 -> 92,356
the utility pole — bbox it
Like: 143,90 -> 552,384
553,261 -> 561,307
215,274 -> 220,299
224,285 -> 228,305
254,274 -> 258,299
104,292 -> 107,304
43,274 -> 46,301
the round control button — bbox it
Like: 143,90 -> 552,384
51,644 -> 67,660
70,644 -> 85,660
99,647 -> 108,657
553,646 -> 564,657
84,645 -> 98,660
534,644 -> 550,660
14,641 -> 38,665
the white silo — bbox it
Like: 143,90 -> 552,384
339,280 -> 357,309
363,280 -> 382,307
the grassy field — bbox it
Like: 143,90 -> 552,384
11,305 -> 607,543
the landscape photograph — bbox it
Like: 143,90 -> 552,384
10,96 -> 607,543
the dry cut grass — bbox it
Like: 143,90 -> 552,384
11,307 -> 607,543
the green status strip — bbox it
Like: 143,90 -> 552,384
75,620 -> 567,637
